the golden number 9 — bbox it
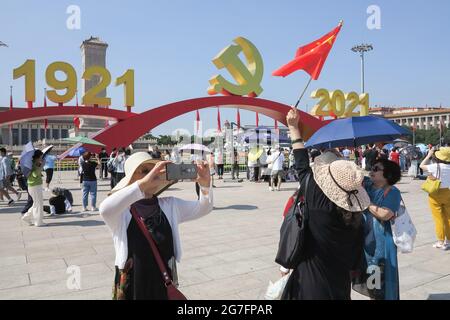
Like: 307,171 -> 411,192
45,62 -> 77,104
82,66 -> 112,106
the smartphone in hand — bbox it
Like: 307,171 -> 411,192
166,163 -> 198,181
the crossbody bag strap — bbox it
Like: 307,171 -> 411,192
130,206 -> 173,286
437,163 -> 441,180
292,171 -> 311,207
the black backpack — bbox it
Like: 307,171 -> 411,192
275,173 -> 311,269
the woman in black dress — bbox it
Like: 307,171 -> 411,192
100,152 -> 213,300
281,107 -> 370,300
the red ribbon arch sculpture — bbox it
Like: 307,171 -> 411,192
89,96 -> 324,152
0,96 -> 325,152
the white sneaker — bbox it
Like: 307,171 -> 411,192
82,207 -> 88,212
269,187 -> 274,191
21,215 -> 33,226
91,207 -> 98,212
35,222 -> 47,227
432,241 -> 445,249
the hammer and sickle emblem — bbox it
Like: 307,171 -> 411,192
208,37 -> 264,97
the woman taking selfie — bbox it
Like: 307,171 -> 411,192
100,152 -> 213,300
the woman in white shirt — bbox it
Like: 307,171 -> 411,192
100,152 -> 213,299
420,147 -> 450,250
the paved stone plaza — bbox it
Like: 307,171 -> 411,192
0,170 -> 449,300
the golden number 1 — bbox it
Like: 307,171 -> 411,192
359,93 -> 369,116
115,69 -> 135,107
13,59 -> 36,102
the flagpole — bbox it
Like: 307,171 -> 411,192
294,76 -> 312,109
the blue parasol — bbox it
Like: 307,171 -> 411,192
305,116 -> 412,149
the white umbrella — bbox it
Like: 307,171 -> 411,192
19,142 -> 35,177
42,145 -> 54,158
179,144 -> 212,153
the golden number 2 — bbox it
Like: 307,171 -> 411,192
46,61 -> 77,104
344,92 -> 360,117
310,89 -> 330,116
13,59 -> 36,102
82,66 -> 112,106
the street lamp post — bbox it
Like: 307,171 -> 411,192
351,44 -> 373,93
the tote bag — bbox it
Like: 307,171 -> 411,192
391,199 -> 417,253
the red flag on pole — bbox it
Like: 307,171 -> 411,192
217,107 -> 221,132
73,117 -> 80,130
237,109 -> 241,129
195,109 -> 200,134
73,90 -> 79,131
9,86 -> 13,130
43,91 -> 48,131
272,21 -> 343,80
9,86 -> 13,110
256,112 -> 259,127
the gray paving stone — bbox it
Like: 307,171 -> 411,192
1,172 -> 450,300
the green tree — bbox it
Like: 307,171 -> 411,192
157,135 -> 176,145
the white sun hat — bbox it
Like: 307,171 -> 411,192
111,152 -> 175,195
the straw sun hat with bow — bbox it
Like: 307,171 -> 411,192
111,152 -> 175,195
312,157 -> 370,213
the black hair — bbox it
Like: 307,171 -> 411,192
373,158 -> 401,186
32,150 -> 43,162
310,150 -> 321,162
125,149 -> 131,156
0,147 -> 6,154
119,147 -> 125,153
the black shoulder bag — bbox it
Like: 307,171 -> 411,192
275,173 -> 311,269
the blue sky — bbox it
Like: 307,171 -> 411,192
1,0 -> 450,135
